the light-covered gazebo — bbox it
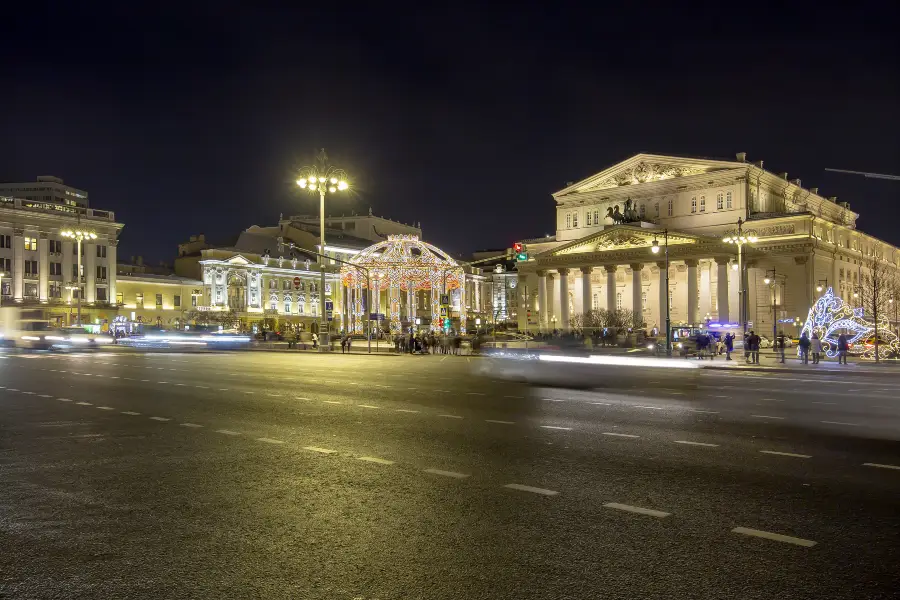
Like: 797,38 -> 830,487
341,235 -> 466,333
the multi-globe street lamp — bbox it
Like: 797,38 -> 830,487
61,228 -> 97,326
650,229 -> 670,356
723,218 -> 758,338
296,150 -> 349,352
763,268 -> 786,345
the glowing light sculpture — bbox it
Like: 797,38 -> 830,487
341,235 -> 465,333
799,287 -> 900,360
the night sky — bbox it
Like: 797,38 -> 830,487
1,3 -> 897,263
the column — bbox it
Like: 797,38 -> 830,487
657,262 -> 668,331
537,270 -> 548,331
548,273 -> 558,328
686,259 -> 698,325
699,261 -> 711,320
107,240 -> 117,304
716,258 -> 730,323
832,254 -> 840,298
558,268 -> 570,331
458,273 -> 467,334
605,265 -> 617,312
62,234 -> 73,303
517,273 -> 528,332
580,267 -> 593,314
38,233 -> 49,302
12,228 -> 23,301
85,241 -> 96,303
630,264 -> 643,327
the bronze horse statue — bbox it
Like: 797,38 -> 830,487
606,205 -> 625,224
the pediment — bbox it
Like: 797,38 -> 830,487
225,254 -> 253,265
555,153 -> 744,197
550,226 -> 699,257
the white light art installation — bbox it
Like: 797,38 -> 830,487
799,287 -> 900,360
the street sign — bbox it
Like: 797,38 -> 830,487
293,277 -> 301,289
440,294 -> 450,306
325,300 -> 334,321
440,307 -> 448,317
325,300 -> 333,312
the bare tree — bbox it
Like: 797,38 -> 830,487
858,252 -> 900,362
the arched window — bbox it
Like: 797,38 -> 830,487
668,198 -> 674,216
691,197 -> 697,213
616,292 -> 623,310
594,209 -> 599,224
566,214 -> 571,228
699,196 -> 706,212
716,193 -> 724,210
726,191 -> 733,209
269,294 -> 278,311
284,299 -> 292,314
586,211 -> 592,226
572,212 -> 578,227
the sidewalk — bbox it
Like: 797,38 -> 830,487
696,352 -> 899,376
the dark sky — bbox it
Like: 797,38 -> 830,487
1,2 -> 897,262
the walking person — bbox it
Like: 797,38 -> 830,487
340,334 -> 347,354
311,332 -> 318,350
747,330 -> 761,364
346,335 -> 352,352
837,333 -> 849,364
775,331 -> 786,363
724,332 -> 734,361
798,332 -> 811,364
810,332 -> 822,364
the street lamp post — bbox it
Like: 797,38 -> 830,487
296,150 -> 349,352
61,229 -> 97,326
650,229 -> 671,357
763,269 -> 784,346
723,218 -> 758,338
816,278 -> 829,294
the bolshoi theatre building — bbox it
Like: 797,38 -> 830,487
514,152 -> 900,340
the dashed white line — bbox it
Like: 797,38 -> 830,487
761,398 -> 784,402
195,385 -> 208,389
96,406 -> 115,411
38,394 -> 52,398
323,400 -> 342,404
821,421 -> 860,426
180,423 -> 204,428
811,401 -> 836,405
731,527 -> 816,547
540,425 -> 572,430
634,405 -> 663,410
149,416 -> 171,422
673,440 -> 719,447
218,388 -> 229,391
690,409 -> 719,414
358,404 -> 380,409
424,469 -> 470,479
603,503 -> 671,518
57,398 -> 72,402
215,429 -> 241,436
439,414 -> 464,419
257,437 -> 285,445
504,395 -> 524,399
863,462 -> 900,471
396,409 -> 420,413
121,411 -> 141,415
304,446 -> 337,454
157,381 -> 169,384
486,419 -> 515,425
591,402 -> 612,406
75,401 -> 92,406
504,484 -> 559,496
751,415 -> 785,420
602,432 -> 640,438
467,392 -> 486,396
358,456 -> 394,465
759,450 -> 811,459
22,391 -> 34,395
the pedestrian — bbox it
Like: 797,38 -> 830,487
837,333 -> 849,364
311,332 -> 318,349
340,334 -> 347,354
724,332 -> 734,361
799,332 -> 811,364
775,331 -> 786,363
747,330 -> 760,364
346,335 -> 352,352
810,332 -> 822,364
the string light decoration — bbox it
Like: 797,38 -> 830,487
341,235 -> 466,333
799,287 -> 900,360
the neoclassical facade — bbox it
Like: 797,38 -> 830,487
516,153 -> 900,339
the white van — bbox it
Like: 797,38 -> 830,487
0,307 -> 63,350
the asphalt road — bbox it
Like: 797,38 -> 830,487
1,349 -> 899,599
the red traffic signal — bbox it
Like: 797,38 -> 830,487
513,242 -> 524,254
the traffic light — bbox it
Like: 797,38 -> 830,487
513,242 -> 528,261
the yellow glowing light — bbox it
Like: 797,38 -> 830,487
310,185 -> 317,191
764,277 -> 771,285
732,262 -> 738,271
329,187 -> 336,193
337,181 -> 348,190
308,176 -> 317,184
297,179 -> 307,188
318,177 -> 326,183
330,177 -> 337,184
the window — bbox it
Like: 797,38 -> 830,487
25,260 -> 38,276
191,295 -> 198,307
269,280 -> 276,290
96,245 -> 107,258
639,204 -> 646,219
24,237 -> 37,251
49,262 -> 61,276
699,196 -> 706,212
690,197 -> 697,213
572,213 -> 578,228
283,280 -> 291,290
270,296 -> 277,311
669,289 -> 674,309
566,214 -> 571,229
50,240 -> 62,254
155,293 -> 163,306
668,199 -> 674,216
594,210 -> 599,224
0,235 -> 10,248
284,300 -> 291,314
50,281 -> 62,299
642,291 -> 648,311
136,293 -> 144,307
0,279 -> 8,297
24,283 -> 38,298
96,287 -> 107,302
716,193 -> 724,210
96,266 -> 107,280
174,295 -> 181,308
586,212 -> 591,226
0,257 -> 10,272
726,191 -> 733,209
616,292 -> 623,310
592,293 -> 599,310
116,292 -> 124,305
655,202 -> 659,218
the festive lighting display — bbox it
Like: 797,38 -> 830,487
799,287 -> 900,360
341,235 -> 466,333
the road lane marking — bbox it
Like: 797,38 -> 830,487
296,397 -> 311,401
140,380 -> 150,382
110,376 -> 120,379
690,409 -> 719,414
821,421 -> 860,426
751,415 -> 785,420
467,392 -> 486,396
75,402 -> 92,406
323,400 -> 342,404
760,450 -> 811,459
22,391 -> 34,395
195,385 -> 208,389
504,395 -> 524,399
540,425 -> 572,430
761,398 -> 784,402
634,405 -> 663,410
602,432 -> 640,438
486,419 -> 515,424
257,438 -> 285,445
592,402 -> 611,406
180,423 -> 204,428
358,404 -> 380,409
863,462 -> 900,470
543,398 -> 565,402
157,381 -> 168,384
38,394 -> 52,398
149,417 -> 171,421
359,456 -> 394,465
243,391 -> 254,395
439,414 -> 464,419
304,446 -> 337,454
714,395 -> 730,398
121,411 -> 141,415
215,429 -> 240,436
218,388 -> 229,391
504,484 -> 558,496
424,469 -> 469,479
731,527 -> 816,547
96,406 -> 115,410
674,440 -> 719,447
603,503 -> 670,518
435,390 -> 451,393
396,409 -> 420,413
57,398 -> 72,402
811,401 -> 836,405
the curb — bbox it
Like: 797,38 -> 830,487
700,364 -> 899,377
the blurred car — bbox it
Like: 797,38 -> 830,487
6,321 -> 62,350
58,326 -> 114,347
